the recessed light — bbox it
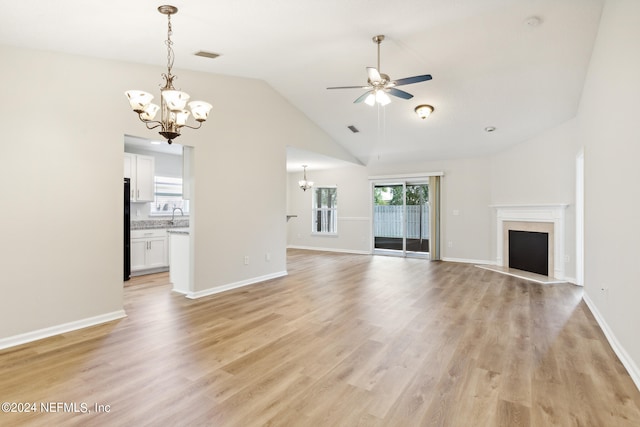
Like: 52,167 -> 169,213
485,126 -> 496,133
525,16 -> 542,27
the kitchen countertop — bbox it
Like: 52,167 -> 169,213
167,229 -> 190,235
131,218 -> 189,230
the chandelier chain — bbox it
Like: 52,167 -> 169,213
161,12 -> 176,90
166,14 -> 174,75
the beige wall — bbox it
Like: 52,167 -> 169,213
1,46 -> 127,338
287,157 -> 494,263
0,43 -> 349,339
287,165 -> 371,253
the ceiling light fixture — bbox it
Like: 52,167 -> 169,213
364,89 -> 392,107
125,5 -> 212,144
298,165 -> 314,192
414,104 -> 434,119
525,16 -> 542,27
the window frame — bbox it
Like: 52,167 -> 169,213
149,175 -> 190,216
311,185 -> 338,235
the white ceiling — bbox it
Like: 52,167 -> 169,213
0,0 -> 604,171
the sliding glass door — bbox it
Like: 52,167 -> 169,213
373,182 -> 429,257
405,183 -> 429,254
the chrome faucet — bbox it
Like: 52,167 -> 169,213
170,207 -> 184,225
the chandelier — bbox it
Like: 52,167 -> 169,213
299,165 -> 314,191
125,5 -> 212,144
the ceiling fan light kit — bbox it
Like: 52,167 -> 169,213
327,35 -> 432,107
415,104 -> 434,119
125,5 -> 213,144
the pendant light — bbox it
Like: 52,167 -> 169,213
298,165 -> 314,191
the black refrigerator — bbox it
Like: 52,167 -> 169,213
124,178 -> 131,281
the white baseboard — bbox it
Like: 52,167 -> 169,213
583,293 -> 640,392
184,271 -> 288,299
287,245 -> 370,255
0,310 -> 127,350
442,257 -> 494,265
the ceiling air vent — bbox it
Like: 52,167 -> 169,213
194,51 -> 221,59
347,125 -> 359,133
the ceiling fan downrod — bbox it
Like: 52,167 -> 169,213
373,35 -> 384,71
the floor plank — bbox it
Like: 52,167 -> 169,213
1,249 -> 640,426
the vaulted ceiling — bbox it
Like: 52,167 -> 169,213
1,0 -> 604,170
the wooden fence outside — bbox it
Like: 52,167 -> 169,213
374,205 -> 430,238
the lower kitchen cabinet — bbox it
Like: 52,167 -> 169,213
131,229 -> 168,273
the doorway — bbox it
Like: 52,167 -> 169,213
373,182 -> 429,257
124,135 -> 193,282
576,149 -> 584,286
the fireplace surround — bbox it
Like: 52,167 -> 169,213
493,204 -> 568,280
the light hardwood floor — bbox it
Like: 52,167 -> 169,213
1,249 -> 640,426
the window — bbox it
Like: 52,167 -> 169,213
312,186 -> 337,234
150,176 -> 189,215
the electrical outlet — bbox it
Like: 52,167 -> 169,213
244,256 -> 249,265
448,241 -> 453,248
265,252 -> 271,262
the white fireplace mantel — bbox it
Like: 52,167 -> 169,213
492,204 -> 569,279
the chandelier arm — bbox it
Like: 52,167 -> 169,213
180,121 -> 204,130
138,116 -> 163,130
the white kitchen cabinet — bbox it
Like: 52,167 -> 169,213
169,230 -> 191,295
124,153 -> 155,202
130,239 -> 148,271
131,229 -> 168,273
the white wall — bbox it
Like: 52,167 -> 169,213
485,0 -> 640,385
489,119 -> 581,280
0,43 -> 349,341
578,0 -> 640,384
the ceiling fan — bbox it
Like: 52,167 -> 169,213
327,35 -> 432,106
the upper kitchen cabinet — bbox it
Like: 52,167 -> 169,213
124,153 -> 155,202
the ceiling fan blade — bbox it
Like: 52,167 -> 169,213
387,88 -> 414,100
354,91 -> 373,103
327,85 -> 370,90
367,67 -> 382,83
393,74 -> 433,86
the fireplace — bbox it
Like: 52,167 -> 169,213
493,204 -> 567,280
508,229 -> 549,275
